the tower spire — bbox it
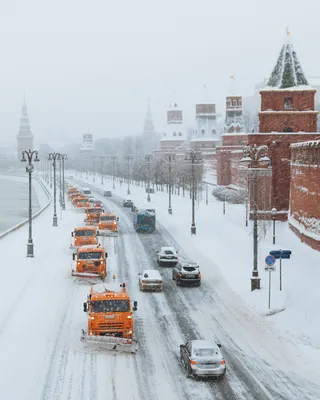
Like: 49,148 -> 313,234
142,98 -> 155,136
266,29 -> 308,89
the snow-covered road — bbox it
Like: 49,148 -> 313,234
0,178 -> 318,399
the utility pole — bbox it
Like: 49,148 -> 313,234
165,152 -> 175,214
92,156 -> 96,182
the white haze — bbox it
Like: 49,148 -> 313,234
0,0 -> 319,144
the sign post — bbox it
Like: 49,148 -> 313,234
269,250 -> 292,291
265,255 -> 276,309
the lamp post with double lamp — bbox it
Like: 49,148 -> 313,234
60,154 -> 67,210
165,152 -> 175,215
145,154 -> 153,202
271,207 -> 277,245
21,149 -> 40,257
48,152 -> 61,227
185,150 -> 202,235
241,144 -> 270,291
123,155 -> 133,195
111,156 -> 117,189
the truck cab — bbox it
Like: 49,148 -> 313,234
72,244 -> 107,279
85,207 -> 104,226
72,196 -> 90,209
83,282 -> 137,340
70,227 -> 98,249
98,212 -> 119,235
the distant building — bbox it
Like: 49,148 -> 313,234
16,98 -> 33,158
141,98 -> 160,153
159,102 -> 187,152
80,133 -> 94,152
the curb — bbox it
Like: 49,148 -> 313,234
0,176 -> 52,240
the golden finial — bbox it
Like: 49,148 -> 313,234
286,26 -> 291,36
230,75 -> 235,80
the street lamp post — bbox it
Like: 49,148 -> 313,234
85,156 -> 88,180
271,207 -> 277,245
59,156 -> 62,206
92,156 -> 96,183
206,184 -> 208,205
111,156 -> 117,189
21,149 -> 40,257
165,152 -> 175,214
185,150 -> 202,235
241,144 -> 270,291
145,154 -> 153,202
123,155 -> 133,195
100,156 -> 104,185
48,152 -> 61,226
60,154 -> 67,210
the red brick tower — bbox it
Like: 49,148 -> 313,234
249,31 -> 319,220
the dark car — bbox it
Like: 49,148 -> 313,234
123,199 -> 134,208
94,200 -> 103,207
172,261 -> 201,286
104,191 -> 112,197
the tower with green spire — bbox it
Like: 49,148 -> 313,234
248,30 -> 319,221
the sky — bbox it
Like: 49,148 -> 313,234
0,0 -> 319,146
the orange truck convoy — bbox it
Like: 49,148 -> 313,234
67,185 -> 136,353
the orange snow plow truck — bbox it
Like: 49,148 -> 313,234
70,227 -> 98,249
72,244 -> 107,279
97,212 -> 119,236
85,207 -> 104,226
81,282 -> 138,353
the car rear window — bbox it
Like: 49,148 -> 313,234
164,250 -> 173,255
193,348 -> 216,357
183,266 -> 197,272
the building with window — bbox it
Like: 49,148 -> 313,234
16,98 -> 33,159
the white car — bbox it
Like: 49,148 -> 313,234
156,246 -> 178,266
139,270 -> 163,291
88,197 -> 96,204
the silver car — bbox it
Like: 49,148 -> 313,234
180,340 -> 226,379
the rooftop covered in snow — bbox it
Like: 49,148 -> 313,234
263,30 -> 311,91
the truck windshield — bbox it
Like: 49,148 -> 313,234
140,216 -> 154,225
100,216 -> 116,221
78,252 -> 102,260
75,230 -> 95,236
91,300 -> 130,313
78,199 -> 88,203
88,210 -> 100,214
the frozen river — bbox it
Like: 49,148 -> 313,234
0,178 -> 40,234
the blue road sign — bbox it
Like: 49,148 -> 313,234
269,250 -> 292,260
265,254 -> 276,266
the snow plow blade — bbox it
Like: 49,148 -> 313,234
98,230 -> 118,237
72,271 -> 104,280
80,331 -> 139,353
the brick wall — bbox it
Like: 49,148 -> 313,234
248,133 -> 320,218
289,140 -> 320,251
222,134 -> 248,146
260,90 -> 316,112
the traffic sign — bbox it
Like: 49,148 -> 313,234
265,254 -> 276,266
269,250 -> 292,260
265,265 -> 276,272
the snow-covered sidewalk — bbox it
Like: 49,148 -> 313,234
71,173 -> 320,366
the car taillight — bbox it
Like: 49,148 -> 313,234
197,273 -> 201,278
220,359 -> 226,365
189,360 -> 197,365
178,273 -> 182,278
